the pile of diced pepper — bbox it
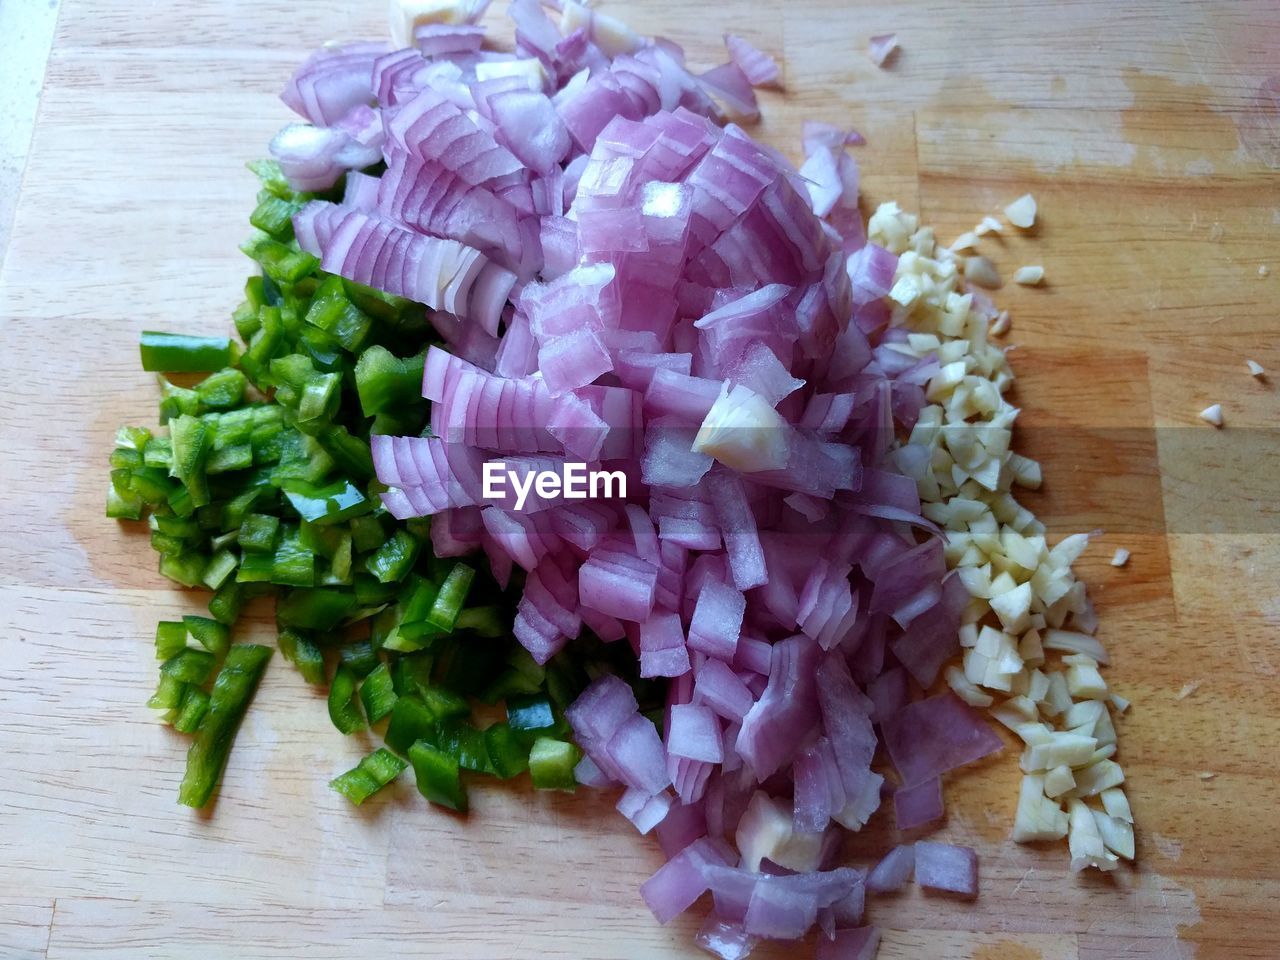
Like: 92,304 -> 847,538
108,161 -> 657,810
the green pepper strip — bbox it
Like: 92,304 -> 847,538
408,740 -> 467,812
366,529 -> 418,584
140,331 -> 234,373
327,663 -> 365,735
528,737 -> 581,791
161,649 -> 217,685
423,564 -> 474,633
339,640 -> 378,679
177,644 -> 273,808
484,722 -> 530,779
282,478 -> 370,525
155,620 -> 188,660
358,663 -> 398,724
507,693 -> 557,742
277,627 -> 325,684
384,694 -> 436,755
173,686 -> 211,734
329,748 -> 407,805
183,615 -> 230,659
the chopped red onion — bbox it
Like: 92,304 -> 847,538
914,841 -> 978,898
695,917 -> 758,960
880,693 -> 1004,787
723,34 -> 781,88
640,836 -> 732,924
817,927 -> 882,960
866,844 -> 914,894
893,776 -> 944,831
617,787 -> 674,834
274,4 -> 1037,950
867,33 -> 899,68
668,703 -> 725,763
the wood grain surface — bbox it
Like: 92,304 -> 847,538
1,0 -> 1278,957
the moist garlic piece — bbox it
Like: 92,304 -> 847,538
475,58 -> 550,91
390,0 -> 486,46
874,201 -> 1130,870
1004,193 -> 1038,229
1199,403 -> 1223,426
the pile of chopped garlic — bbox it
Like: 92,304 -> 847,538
868,201 -> 1134,872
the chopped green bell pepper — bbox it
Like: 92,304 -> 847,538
178,643 -> 273,807
329,748 -> 407,805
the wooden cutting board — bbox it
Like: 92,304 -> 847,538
2,0 -> 1278,956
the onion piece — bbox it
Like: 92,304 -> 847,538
867,33 -> 899,67
866,844 -> 914,892
723,34 -> 781,88
817,927 -> 881,960
913,841 -> 978,897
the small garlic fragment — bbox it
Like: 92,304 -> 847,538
1065,654 -> 1108,700
975,215 -> 1003,236
1013,265 -> 1045,285
1246,359 -> 1265,377
1198,403 -> 1223,427
1110,547 -> 1130,567
1101,788 -> 1133,822
1012,774 -> 1068,842
1176,680 -> 1201,701
989,311 -> 1010,336
1044,764 -> 1076,798
1004,193 -> 1038,229
1091,808 -> 1135,860
1068,799 -> 1119,871
950,231 -> 979,251
964,256 -> 1003,289
1260,265 -> 1271,278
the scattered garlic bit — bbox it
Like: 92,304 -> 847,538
950,231 -> 979,252
1091,808 -> 1135,860
1100,788 -> 1133,822
1065,654 -> 1108,700
1198,403 -> 1223,427
1044,764 -> 1075,798
1004,193 -> 1038,229
1012,774 -> 1068,842
1066,758 -> 1124,798
964,255 -> 1003,289
1260,265 -> 1271,278
975,215 -> 1003,236
1198,771 -> 1216,781
474,58 -> 550,91
1068,799 -> 1119,871
873,201 -> 1127,871
946,664 -> 994,707
559,0 -> 643,56
692,384 -> 791,472
1110,547 -> 1130,567
1246,359 -> 1265,378
989,311 -> 1010,336
390,0 -> 488,46
1013,265 -> 1045,286
1176,680 -> 1201,701
1109,693 -> 1130,713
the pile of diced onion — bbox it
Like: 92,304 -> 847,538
270,1 -> 1133,955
